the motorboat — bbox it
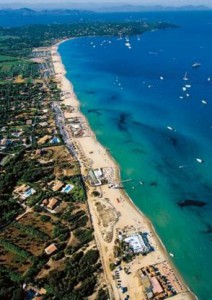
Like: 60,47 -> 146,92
192,62 -> 201,68
196,158 -> 204,163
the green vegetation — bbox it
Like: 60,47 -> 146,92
42,246 -> 101,299
60,175 -> 87,202
53,222 -> 70,242
0,268 -> 24,300
13,222 -> 49,241
0,55 -> 18,62
0,195 -> 22,226
24,255 -> 48,282
0,151 -> 55,225
0,21 -> 175,57
80,249 -> 99,266
0,20 -> 175,81
97,288 -> 109,300
74,228 -> 94,244
0,239 -> 32,259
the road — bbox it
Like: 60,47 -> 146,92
51,101 -> 77,158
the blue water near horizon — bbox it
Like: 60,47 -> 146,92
59,11 -> 212,300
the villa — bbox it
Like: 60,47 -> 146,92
21,187 -> 36,200
51,180 -> 64,192
14,184 -> 36,201
42,197 -> 60,212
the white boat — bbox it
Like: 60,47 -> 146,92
179,96 -> 184,99
169,253 -> 174,257
167,126 -> 175,131
140,181 -> 144,185
201,100 -> 207,104
186,93 -> 190,97
208,77 -> 211,81
160,76 -> 164,80
182,87 -> 187,91
183,72 -> 189,81
196,158 -> 204,163
185,84 -> 191,88
192,62 -> 201,68
125,42 -> 131,49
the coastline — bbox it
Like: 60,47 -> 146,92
51,39 -> 196,300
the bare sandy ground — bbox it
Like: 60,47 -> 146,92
51,41 -> 196,300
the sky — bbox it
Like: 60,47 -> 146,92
0,0 -> 211,9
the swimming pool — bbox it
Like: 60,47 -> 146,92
62,184 -> 74,193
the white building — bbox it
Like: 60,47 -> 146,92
125,234 -> 149,254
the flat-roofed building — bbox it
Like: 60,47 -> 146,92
45,243 -> 57,255
89,169 -> 102,186
150,276 -> 163,295
125,233 -> 149,254
51,180 -> 64,192
26,119 -> 33,125
94,168 -> 103,179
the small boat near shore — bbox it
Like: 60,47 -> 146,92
169,252 -> 174,258
125,42 -> 131,49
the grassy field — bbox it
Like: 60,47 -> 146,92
0,55 -> 39,82
0,55 -> 19,62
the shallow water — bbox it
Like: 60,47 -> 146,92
59,11 -> 212,300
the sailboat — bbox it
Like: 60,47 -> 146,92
183,72 -> 189,81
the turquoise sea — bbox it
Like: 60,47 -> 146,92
59,11 -> 212,300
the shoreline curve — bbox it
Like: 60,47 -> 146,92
51,37 -> 197,300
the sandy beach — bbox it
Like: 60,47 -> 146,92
50,40 -> 196,300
